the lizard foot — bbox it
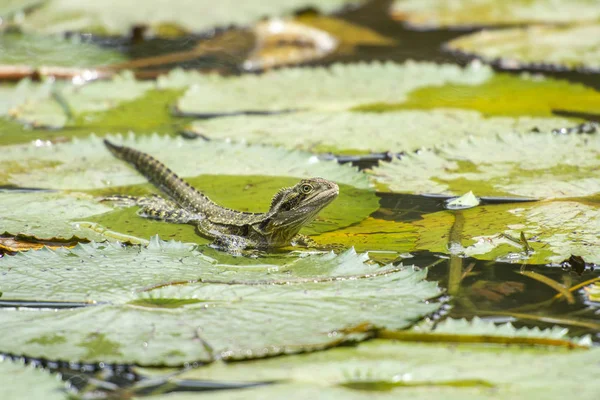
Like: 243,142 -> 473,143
292,234 -> 346,252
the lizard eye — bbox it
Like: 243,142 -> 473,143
301,184 -> 313,194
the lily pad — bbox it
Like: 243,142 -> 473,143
9,72 -> 153,129
356,74 -> 600,118
418,317 -> 591,345
147,339 -> 600,400
18,0 -> 365,36
0,360 -> 67,400
188,109 -> 573,154
414,199 -> 600,264
370,132 -> 600,199
0,191 -> 112,242
390,0 -> 600,29
0,239 -> 441,365
446,24 -> 600,72
174,62 -> 493,115
0,134 -> 371,189
87,175 -> 379,241
0,32 -> 127,68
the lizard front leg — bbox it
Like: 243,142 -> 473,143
292,234 -> 345,252
103,194 -> 194,224
291,234 -> 319,248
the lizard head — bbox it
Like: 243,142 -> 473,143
264,177 -> 339,243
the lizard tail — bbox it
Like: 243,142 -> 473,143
103,139 -> 212,211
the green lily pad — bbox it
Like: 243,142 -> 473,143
0,32 -> 127,68
9,72 -> 153,129
419,317 -> 591,345
446,24 -> 600,72
187,109 -> 573,154
87,175 -> 379,241
17,0 -> 365,36
414,199 -> 600,264
146,339 -> 600,400
0,239 -> 441,365
356,74 -> 600,118
390,0 -> 600,29
370,132 -> 600,199
0,191 -> 112,242
0,360 -> 66,400
0,238 -> 422,302
0,134 -> 371,189
173,62 -> 600,119
173,62 -> 493,115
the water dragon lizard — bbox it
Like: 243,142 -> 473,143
103,140 -> 339,253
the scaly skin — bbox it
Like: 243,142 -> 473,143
103,140 -> 339,253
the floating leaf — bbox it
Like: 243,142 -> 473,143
17,0 -> 365,36
356,74 -> 600,118
414,200 -> 600,264
0,360 -> 66,400
147,339 -> 600,400
414,317 -> 591,346
188,109 -> 572,154
0,239 -> 415,302
87,175 -> 379,240
0,32 -> 127,68
370,133 -> 600,199
9,72 -> 153,129
0,240 -> 441,365
0,134 -> 371,189
174,62 -> 493,115
0,191 -> 112,242
446,24 -> 600,72
390,0 -> 600,29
